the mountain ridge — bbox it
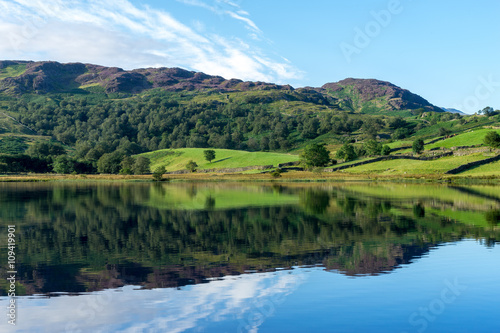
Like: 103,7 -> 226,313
0,60 -> 292,95
0,60 -> 442,113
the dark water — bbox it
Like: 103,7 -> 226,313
0,182 -> 499,332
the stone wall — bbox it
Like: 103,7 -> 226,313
166,165 -> 274,174
278,161 -> 301,168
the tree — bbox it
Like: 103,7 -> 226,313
97,151 -> 123,174
302,118 -> 320,139
152,166 -> 166,181
26,141 -> 65,160
186,160 -> 198,172
484,131 -> 500,148
362,118 -> 383,139
387,117 -> 407,129
481,106 -> 495,117
412,139 -> 425,154
203,149 -> 216,163
438,127 -> 450,136
133,156 -> 151,174
52,155 -> 74,174
300,143 -> 331,167
260,136 -> 270,151
392,127 -> 410,140
120,156 -> 135,175
364,140 -> 382,156
336,143 -> 357,162
381,145 -> 391,156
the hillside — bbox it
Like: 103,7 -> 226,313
0,61 -> 441,113
0,60 -> 291,95
321,78 -> 443,113
0,60 -> 499,177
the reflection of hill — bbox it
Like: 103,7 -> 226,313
17,242 -> 435,295
0,183 -> 498,296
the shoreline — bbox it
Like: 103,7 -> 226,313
1,171 -> 499,184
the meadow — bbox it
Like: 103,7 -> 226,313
141,148 -> 300,171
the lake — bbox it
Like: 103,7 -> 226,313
0,182 -> 499,333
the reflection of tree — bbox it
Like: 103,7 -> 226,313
300,189 -> 330,214
204,196 -> 216,210
337,196 -> 357,215
413,203 -> 425,218
486,210 -> 500,226
187,185 -> 197,199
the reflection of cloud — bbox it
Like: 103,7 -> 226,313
0,0 -> 302,83
0,269 -> 307,333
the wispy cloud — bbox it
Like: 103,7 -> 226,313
175,0 -> 262,34
0,0 -> 302,83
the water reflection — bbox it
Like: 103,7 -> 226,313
0,182 -> 499,297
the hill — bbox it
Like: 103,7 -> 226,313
0,61 -> 441,114
321,78 -> 443,113
442,107 -> 466,115
0,60 -> 291,95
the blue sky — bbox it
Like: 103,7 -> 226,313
0,0 -> 498,113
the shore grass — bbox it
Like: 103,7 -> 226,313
1,170 -> 499,184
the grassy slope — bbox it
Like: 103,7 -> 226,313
142,148 -> 299,171
461,160 -> 500,176
426,128 -> 496,149
342,154 -> 489,175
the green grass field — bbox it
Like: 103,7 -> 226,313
141,148 -> 300,171
461,160 -> 500,176
426,128 -> 496,149
341,154 -> 489,175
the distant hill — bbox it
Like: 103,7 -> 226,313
441,107 -> 466,115
0,60 -> 443,114
0,60 -> 291,95
321,78 -> 443,113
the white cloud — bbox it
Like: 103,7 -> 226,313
176,0 -> 261,34
225,10 -> 261,33
0,0 -> 302,83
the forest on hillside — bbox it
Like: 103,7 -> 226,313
0,91 -> 496,175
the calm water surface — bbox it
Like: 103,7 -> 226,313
0,182 -> 499,333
